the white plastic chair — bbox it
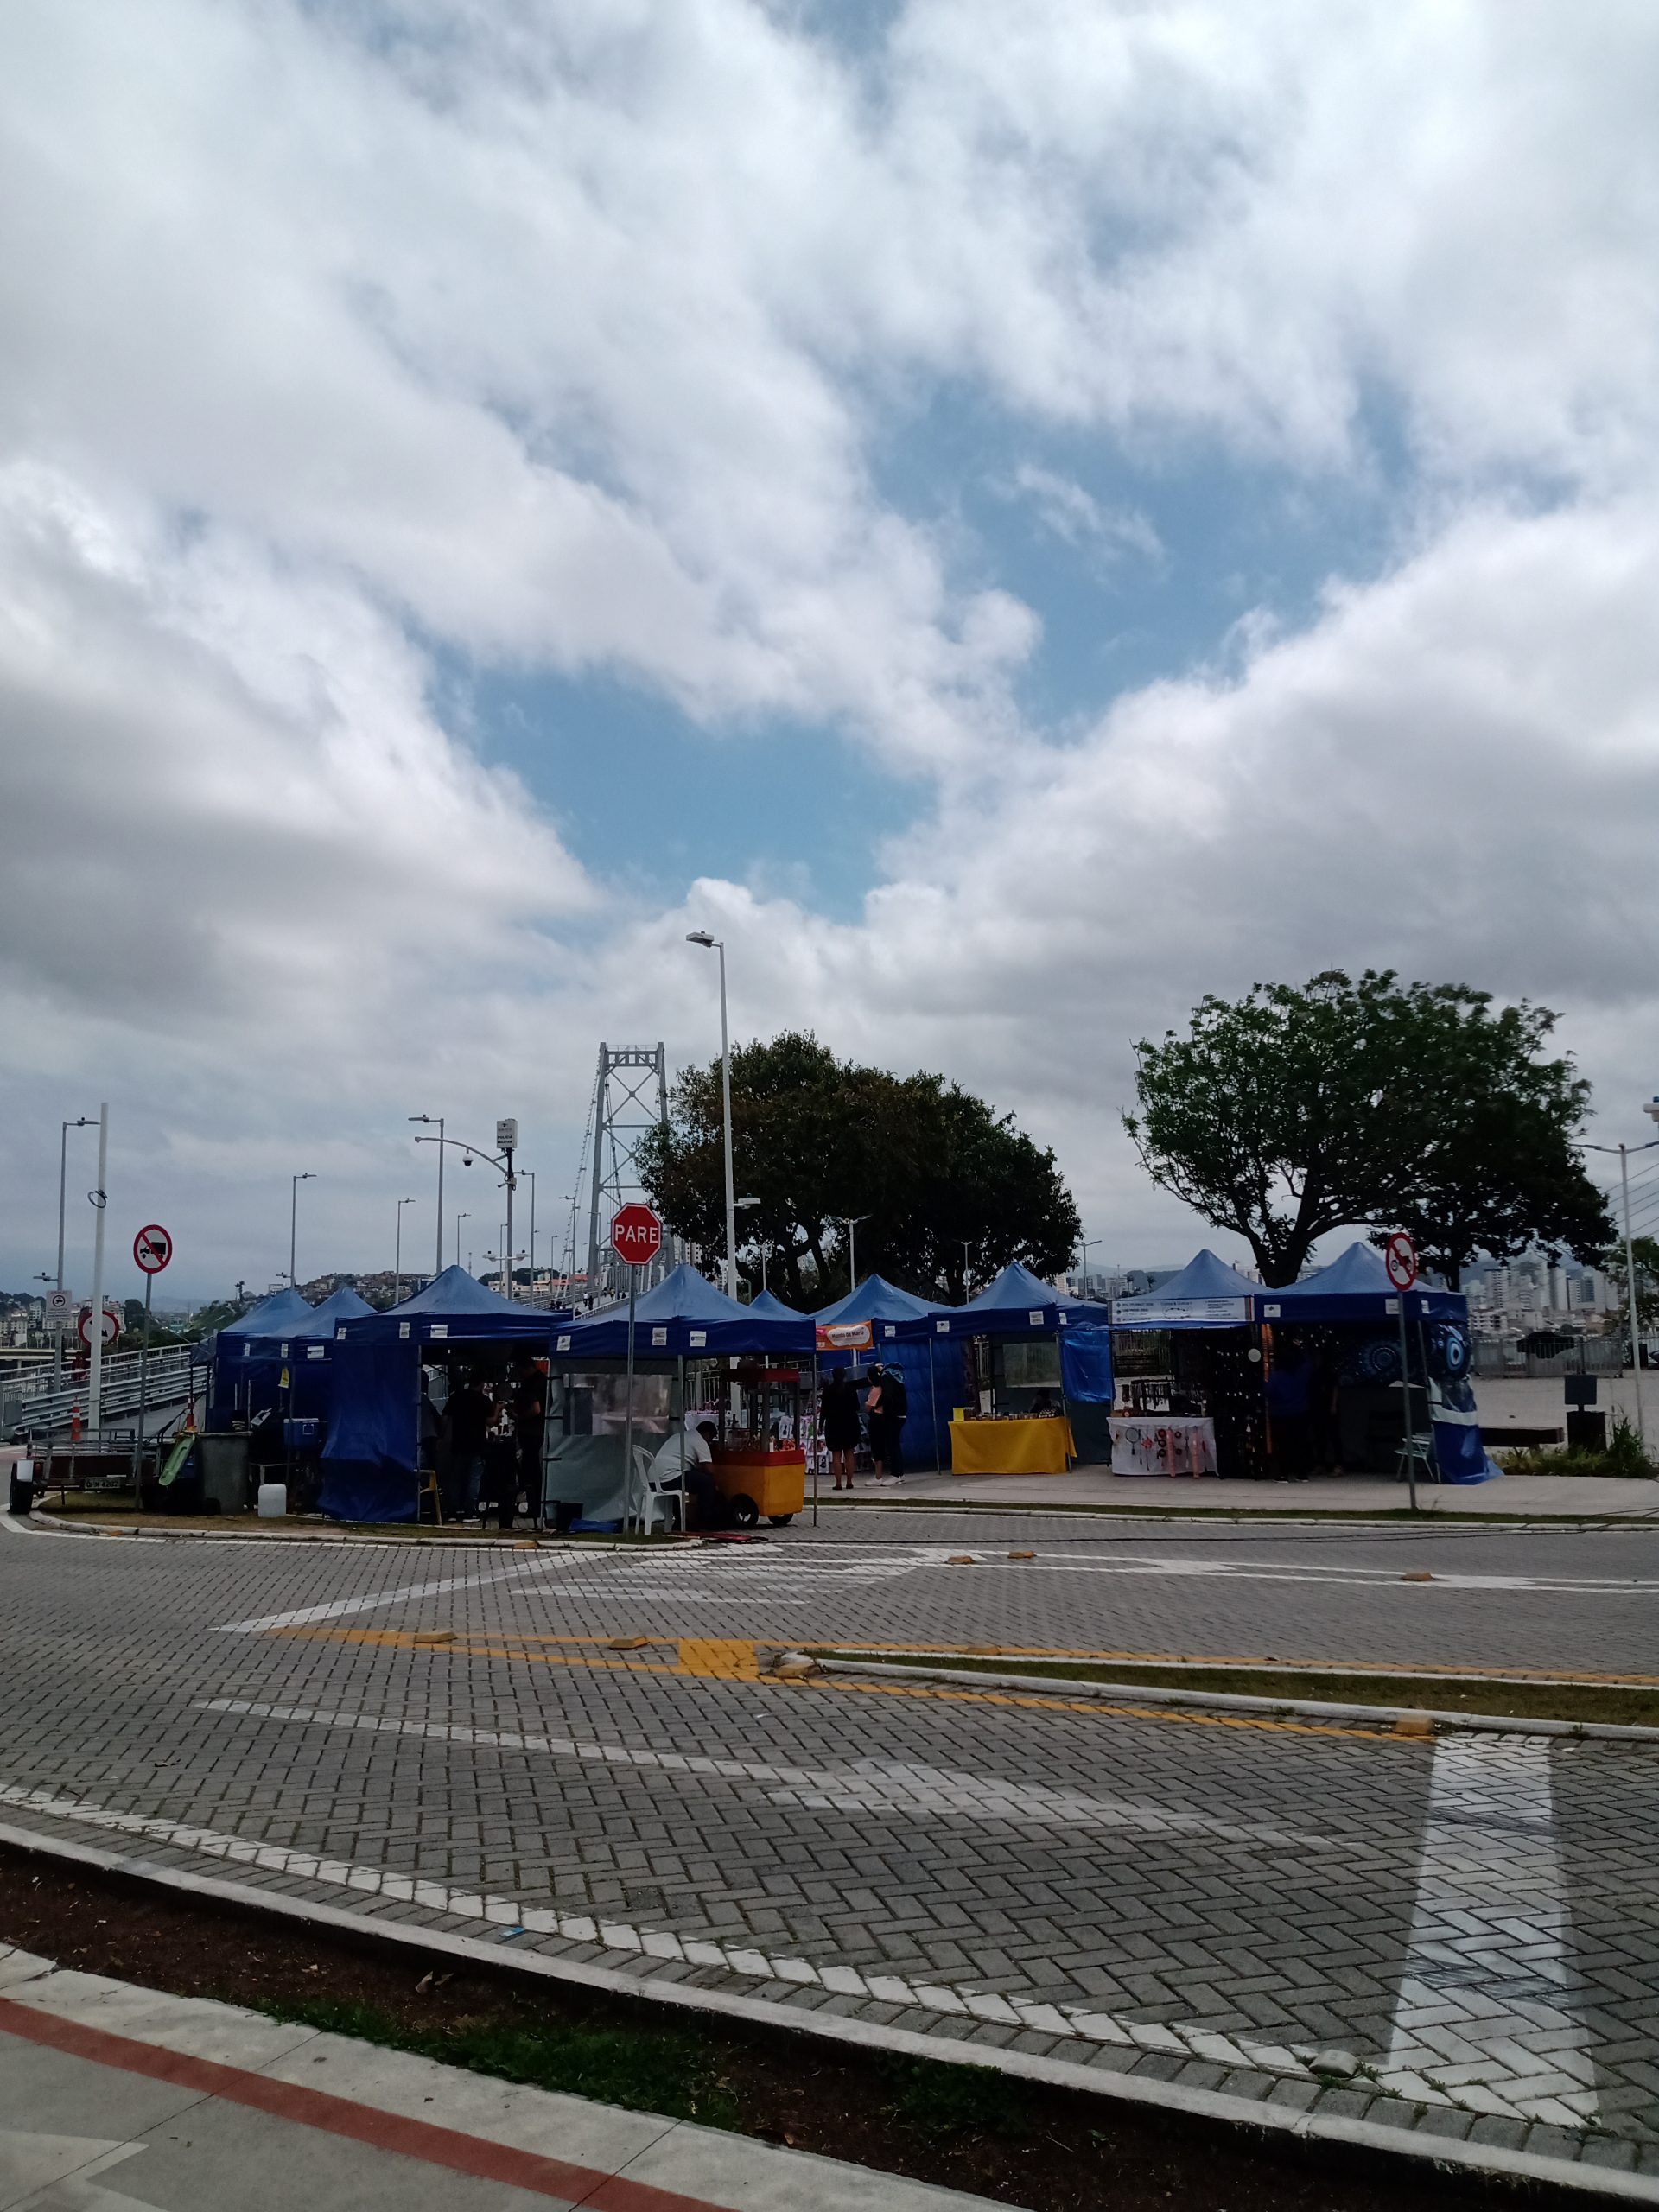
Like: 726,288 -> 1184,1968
629,1445 -> 683,1534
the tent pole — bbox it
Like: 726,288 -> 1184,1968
678,1354 -> 687,1534
811,1351 -> 819,1527
929,1336 -> 940,1473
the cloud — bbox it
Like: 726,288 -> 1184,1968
3,0 -> 1659,1288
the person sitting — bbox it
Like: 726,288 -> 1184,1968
645,1414 -> 721,1530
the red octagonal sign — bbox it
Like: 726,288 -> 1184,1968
610,1201 -> 664,1267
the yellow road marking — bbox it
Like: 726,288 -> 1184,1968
270,1624 -> 1401,1741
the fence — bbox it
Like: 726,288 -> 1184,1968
2,1344 -> 200,1440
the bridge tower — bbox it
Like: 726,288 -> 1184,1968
583,1044 -> 671,1303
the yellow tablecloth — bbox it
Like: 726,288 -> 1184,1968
949,1414 -> 1075,1476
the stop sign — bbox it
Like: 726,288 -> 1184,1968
610,1202 -> 664,1267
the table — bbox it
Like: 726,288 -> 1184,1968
1109,1414 -> 1217,1477
949,1414 -> 1075,1476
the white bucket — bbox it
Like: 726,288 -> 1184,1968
257,1482 -> 288,1519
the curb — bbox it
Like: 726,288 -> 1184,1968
810,1656 -> 1659,1742
0,1815 -> 1651,2204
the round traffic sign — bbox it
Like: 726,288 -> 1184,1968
1384,1231 -> 1419,1292
609,1201 -> 664,1266
78,1303 -> 121,1350
134,1223 -> 173,1274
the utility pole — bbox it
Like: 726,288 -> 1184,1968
1621,1142 -> 1645,1444
289,1171 -> 315,1290
54,1115 -> 94,1389
410,1114 -> 445,1273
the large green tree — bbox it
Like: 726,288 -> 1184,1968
637,1032 -> 1080,1303
1125,970 -> 1612,1287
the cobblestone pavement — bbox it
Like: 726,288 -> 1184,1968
3,1514 -> 1658,2183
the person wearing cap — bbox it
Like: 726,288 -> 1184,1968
647,1412 -> 721,1529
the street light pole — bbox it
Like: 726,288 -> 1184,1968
838,1214 -> 871,1299
687,932 -> 737,1298
394,1198 -> 416,1303
54,1114 -> 94,1389
410,1115 -> 445,1273
1621,1141 -> 1645,1444
87,1103 -> 109,1437
456,1212 -> 471,1272
527,1172 -> 537,1302
289,1172 -> 315,1290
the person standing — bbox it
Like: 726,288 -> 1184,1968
864,1363 -> 891,1482
820,1364 -> 861,1491
513,1354 -> 547,1522
444,1368 -> 491,1522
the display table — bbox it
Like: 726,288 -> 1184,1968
950,1414 -> 1075,1477
1109,1414 -> 1217,1478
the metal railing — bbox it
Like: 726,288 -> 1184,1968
3,1344 -> 200,1439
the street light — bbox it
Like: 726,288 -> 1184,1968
837,1213 -> 871,1298
394,1198 -> 417,1304
455,1211 -> 472,1273
1078,1236 -> 1101,1299
409,1115 -> 446,1273
53,1114 -> 96,1388
687,931 -> 737,1298
289,1172 -> 315,1291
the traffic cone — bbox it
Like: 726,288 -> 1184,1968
70,1403 -> 82,1444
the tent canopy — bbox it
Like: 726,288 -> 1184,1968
1111,1249 -> 1260,1329
928,1261 -> 1110,1336
552,1262 -> 815,1358
744,1288 -> 807,1322
216,1287 -> 314,1339
1262,1241 -> 1465,1323
289,1285 -> 374,1337
342,1264 -> 562,1345
812,1274 -> 934,1326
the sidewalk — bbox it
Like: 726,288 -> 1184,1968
852,1469 -> 1659,1516
0,1945 -> 1014,2212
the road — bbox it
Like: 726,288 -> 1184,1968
3,1508 -> 1657,2184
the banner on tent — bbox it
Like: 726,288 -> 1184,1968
1112,1294 -> 1250,1325
817,1319 -> 873,1350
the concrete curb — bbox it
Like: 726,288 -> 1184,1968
0,1815 -> 1652,2204
810,1655 -> 1659,1741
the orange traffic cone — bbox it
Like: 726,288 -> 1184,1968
70,1403 -> 82,1444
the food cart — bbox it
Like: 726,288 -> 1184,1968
708,1358 -> 807,1524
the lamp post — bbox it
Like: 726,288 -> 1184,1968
289,1172 -> 315,1290
87,1103 -> 110,1437
394,1197 -> 417,1303
960,1237 -> 972,1299
687,931 -> 737,1298
734,1194 -> 760,1300
409,1115 -> 444,1273
838,1214 -> 871,1299
455,1211 -> 471,1272
526,1171 -> 537,1301
1078,1236 -> 1101,1298
54,1114 -> 95,1389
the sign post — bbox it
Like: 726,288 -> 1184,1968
132,1224 -> 173,1485
1384,1231 -> 1422,1510
610,1204 -> 664,1529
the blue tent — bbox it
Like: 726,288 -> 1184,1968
1110,1249 -> 1260,1329
320,1268 -> 569,1522
206,1287 -> 318,1425
254,1286 -> 376,1425
1262,1243 -> 1491,1482
813,1274 -> 937,1341
745,1288 -> 808,1324
808,1276 -> 951,1470
1259,1241 -> 1465,1323
926,1262 -> 1112,1336
551,1263 -> 815,1360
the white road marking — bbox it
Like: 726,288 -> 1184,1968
0,1514 -> 81,1537
213,1554 -> 592,1634
0,1777 -> 1363,2093
1380,1735 -> 1599,2126
194,1696 -> 1348,1851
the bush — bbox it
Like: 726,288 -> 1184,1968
1495,1411 -> 1658,1479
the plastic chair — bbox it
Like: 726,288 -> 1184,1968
629,1445 -> 682,1535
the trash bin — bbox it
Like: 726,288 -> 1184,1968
197,1433 -> 251,1515
7,1459 -> 35,1515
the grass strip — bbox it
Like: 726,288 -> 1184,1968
809,1650 -> 1659,1726
257,1993 -> 741,2127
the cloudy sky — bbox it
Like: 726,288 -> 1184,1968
3,0 -> 1657,1301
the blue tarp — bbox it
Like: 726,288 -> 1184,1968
1060,1326 -> 1115,1404
553,1264 -> 815,1359
1111,1249 -> 1260,1329
320,1268 -> 571,1522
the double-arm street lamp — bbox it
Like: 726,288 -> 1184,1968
687,931 -> 737,1299
412,1125 -> 520,1298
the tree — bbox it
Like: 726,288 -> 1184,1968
1601,1236 -> 1659,1336
1125,970 -> 1613,1287
637,1031 -> 1080,1303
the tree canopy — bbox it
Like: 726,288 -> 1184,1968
1125,970 -> 1613,1287
637,1031 -> 1080,1304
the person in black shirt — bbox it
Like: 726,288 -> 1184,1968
879,1362 -> 909,1481
820,1365 -> 861,1490
445,1370 -> 491,1521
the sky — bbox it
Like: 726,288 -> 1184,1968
3,0 -> 1658,1303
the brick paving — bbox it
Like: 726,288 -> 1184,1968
3,1515 -> 1659,2177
